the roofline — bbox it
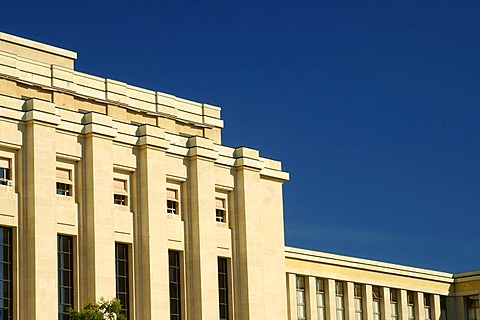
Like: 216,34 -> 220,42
0,32 -> 77,60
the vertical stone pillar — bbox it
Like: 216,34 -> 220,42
307,276 -> 318,320
364,284 -> 374,320
80,112 -> 117,303
287,273 -> 297,320
185,136 -> 218,320
399,290 -> 409,320
455,296 -> 465,320
382,287 -> 392,320
325,279 -> 336,320
415,292 -> 426,320
446,296 -> 457,320
345,282 -> 356,320
134,125 -> 169,319
431,294 -> 441,320
233,147 -> 288,319
20,99 -> 60,319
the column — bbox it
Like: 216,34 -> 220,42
185,137 -> 218,320
415,292 -> 426,320
287,273 -> 297,320
446,296 -> 457,320
20,99 -> 61,319
80,112 -> 117,303
233,147 -> 288,319
134,125 -> 169,319
456,296 -> 466,320
345,282 -> 356,320
399,290 -> 409,320
364,285 -> 374,320
307,276 -> 318,320
381,287 -> 392,320
431,294 -> 441,320
325,279 -> 336,320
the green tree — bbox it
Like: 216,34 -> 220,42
69,298 -> 126,320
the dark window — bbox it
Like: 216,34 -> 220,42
58,235 -> 74,320
0,158 -> 10,185
114,194 -> 127,206
0,227 -> 12,319
218,258 -> 229,320
169,251 -> 181,320
115,243 -> 130,319
56,183 -> 72,196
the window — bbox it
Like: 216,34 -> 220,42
215,197 -> 227,223
354,284 -> 363,320
218,258 -> 229,320
390,289 -> 398,320
296,276 -> 306,320
167,188 -> 179,215
56,168 -> 73,196
335,281 -> 345,320
0,158 -> 11,186
58,235 -> 74,320
467,295 -> 480,320
113,179 -> 128,206
440,296 -> 448,320
407,291 -> 415,320
316,278 -> 326,320
169,251 -> 181,320
115,243 -> 130,319
372,286 -> 381,320
0,227 -> 12,319
424,293 -> 431,320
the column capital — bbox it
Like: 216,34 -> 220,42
136,124 -> 169,149
81,112 -> 117,138
22,99 -> 61,126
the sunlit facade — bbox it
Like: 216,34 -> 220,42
0,32 -> 478,320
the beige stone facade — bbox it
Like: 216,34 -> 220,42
0,32 -> 478,320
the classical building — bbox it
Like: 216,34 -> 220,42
0,32 -> 478,320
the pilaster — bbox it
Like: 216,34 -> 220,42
80,112 -> 117,303
233,146 -> 288,319
134,124 -> 169,319
399,290 -> 409,320
364,284 -> 374,320
325,279 -> 336,320
416,292 -> 426,320
307,276 -> 318,320
345,282 -> 355,320
381,287 -> 392,320
287,273 -> 297,320
20,99 -> 60,319
185,136 -> 218,320
431,294 -> 441,320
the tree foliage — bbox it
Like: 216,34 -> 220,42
69,298 -> 126,320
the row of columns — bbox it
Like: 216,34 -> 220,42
287,274 -> 445,320
17,98 -> 288,319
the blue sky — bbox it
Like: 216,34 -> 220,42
2,1 -> 480,272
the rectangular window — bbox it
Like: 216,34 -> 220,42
218,258 -> 229,320
336,281 -> 345,320
113,179 -> 128,206
440,296 -> 448,320
407,291 -> 415,320
115,243 -> 130,319
58,235 -> 74,320
296,276 -> 306,320
169,251 -> 181,320
215,197 -> 227,223
0,158 -> 11,186
467,295 -> 480,320
316,278 -> 326,320
0,227 -> 12,319
390,289 -> 398,320
56,168 -> 73,196
354,284 -> 363,320
167,188 -> 180,215
424,293 -> 431,320
372,286 -> 381,320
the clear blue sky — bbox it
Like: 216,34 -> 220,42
2,1 -> 479,272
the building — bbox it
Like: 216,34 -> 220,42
0,32 -> 478,320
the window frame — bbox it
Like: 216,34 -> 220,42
0,227 -> 13,318
58,234 -> 74,319
115,242 -> 131,319
0,157 -> 12,186
169,250 -> 182,320
218,257 -> 230,320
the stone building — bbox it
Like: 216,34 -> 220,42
0,32 -> 478,320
